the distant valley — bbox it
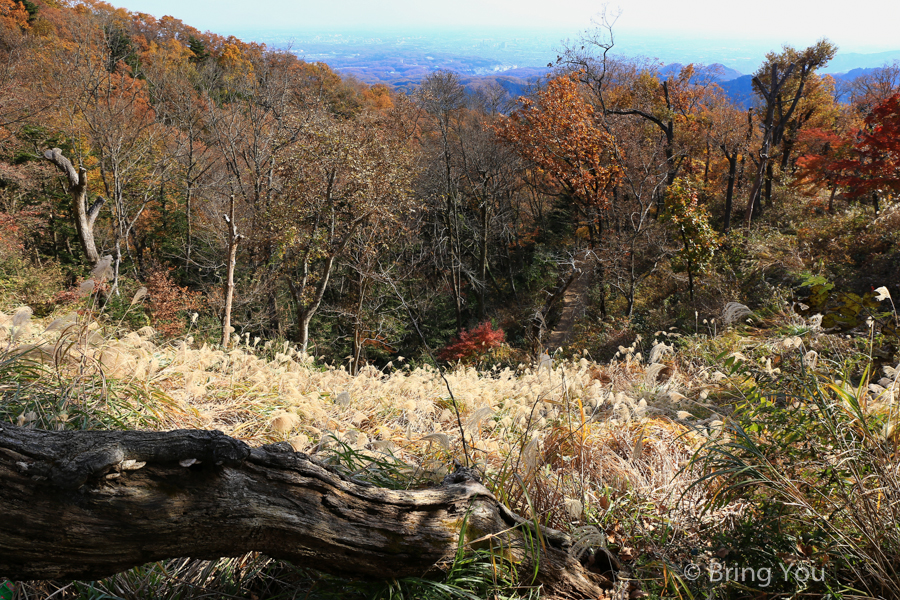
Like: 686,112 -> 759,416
236,28 -> 900,106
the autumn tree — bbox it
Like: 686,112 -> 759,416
142,36 -> 222,275
831,92 -> 900,211
495,72 -> 619,244
776,73 -> 841,175
560,15 -> 723,211
792,127 -> 854,212
706,100 -> 753,230
601,64 -> 723,209
274,105 -> 414,355
743,40 -> 836,225
36,4 -> 171,284
495,72 -> 630,328
203,44 -> 304,335
83,69 -> 166,287
660,176 -> 720,301
0,0 -> 33,132
0,0 -> 29,32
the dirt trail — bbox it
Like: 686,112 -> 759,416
547,251 -> 594,351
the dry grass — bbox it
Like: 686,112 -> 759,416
10,301 -> 895,597
0,306 -> 713,537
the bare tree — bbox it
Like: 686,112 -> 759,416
744,41 -> 836,225
42,148 -> 104,264
276,107 -> 414,355
846,60 -> 900,109
416,71 -> 469,332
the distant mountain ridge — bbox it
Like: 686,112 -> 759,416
658,62 -> 744,81
825,50 -> 900,73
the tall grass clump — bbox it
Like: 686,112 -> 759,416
687,350 -> 900,598
0,273 -> 182,431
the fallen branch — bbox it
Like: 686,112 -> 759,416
0,426 -> 611,599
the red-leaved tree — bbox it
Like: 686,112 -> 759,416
832,93 -> 900,209
793,127 -> 854,212
437,321 -> 505,363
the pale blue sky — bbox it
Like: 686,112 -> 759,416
109,0 -> 899,53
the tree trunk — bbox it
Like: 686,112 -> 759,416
745,156 -> 767,225
288,254 -> 336,357
723,152 -> 737,232
446,194 -> 464,333
43,148 -> 104,265
681,229 -> 695,302
185,184 -> 193,273
288,215 -> 370,356
351,272 -> 368,376
744,63 -> 793,227
0,426 -> 611,599
480,201 -> 489,321
222,195 -> 244,347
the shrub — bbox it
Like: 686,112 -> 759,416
688,354 -> 900,598
145,267 -> 201,338
437,321 -> 505,363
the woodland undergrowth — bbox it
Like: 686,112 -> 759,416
1,283 -> 898,599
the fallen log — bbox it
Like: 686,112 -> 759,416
0,425 -> 611,599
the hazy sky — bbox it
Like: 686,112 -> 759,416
109,0 -> 899,53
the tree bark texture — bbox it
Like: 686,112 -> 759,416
0,426 -> 610,599
43,148 -> 105,264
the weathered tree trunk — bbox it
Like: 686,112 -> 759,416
43,148 -> 105,264
0,426 -> 610,599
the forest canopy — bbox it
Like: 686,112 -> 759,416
0,0 -> 897,368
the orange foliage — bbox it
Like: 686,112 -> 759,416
363,83 -> 394,111
793,128 -> 853,196
438,321 -> 505,363
796,93 -> 900,203
494,73 -> 619,211
0,0 -> 29,30
145,267 -> 201,338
